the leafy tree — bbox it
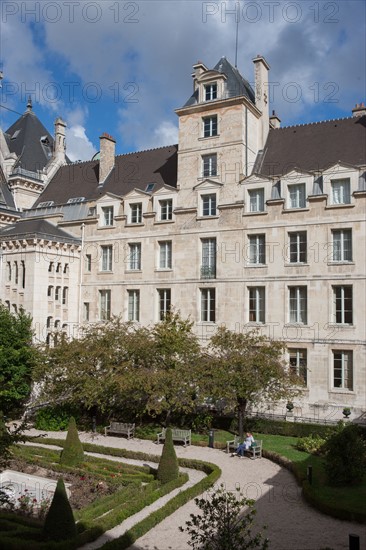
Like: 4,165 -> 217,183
60,416 -> 84,467
42,477 -> 76,541
206,327 -> 302,438
0,303 -> 38,416
324,424 -> 366,485
180,484 -> 269,550
157,427 -> 179,484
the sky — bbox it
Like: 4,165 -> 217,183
0,0 -> 365,161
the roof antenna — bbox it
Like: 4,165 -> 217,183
234,7 -> 239,68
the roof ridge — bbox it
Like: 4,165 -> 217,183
277,116 -> 354,130
115,143 -> 178,158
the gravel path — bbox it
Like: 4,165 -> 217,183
25,430 -> 365,550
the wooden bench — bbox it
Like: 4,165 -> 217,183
156,428 -> 191,447
226,436 -> 263,459
104,422 -> 135,439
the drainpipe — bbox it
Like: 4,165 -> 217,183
78,223 -> 85,327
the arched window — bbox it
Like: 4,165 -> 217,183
47,316 -> 53,328
55,286 -> 61,301
47,285 -> 53,298
48,262 -> 54,272
7,262 -> 11,282
63,264 -> 69,274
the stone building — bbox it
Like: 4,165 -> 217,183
1,55 -> 365,420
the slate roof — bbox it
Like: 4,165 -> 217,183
0,165 -> 16,210
4,105 -> 54,173
183,57 -> 255,107
258,115 -> 366,177
0,218 -> 80,244
33,144 -> 178,207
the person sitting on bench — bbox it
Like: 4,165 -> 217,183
232,432 -> 254,457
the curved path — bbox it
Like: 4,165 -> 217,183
25,430 -> 365,550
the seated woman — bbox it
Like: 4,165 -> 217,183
232,432 -> 254,457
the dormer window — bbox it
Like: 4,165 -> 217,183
331,179 -> 351,205
205,83 -> 217,101
101,206 -> 114,226
130,203 -> 142,224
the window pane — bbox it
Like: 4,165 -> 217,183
159,241 -> 172,269
129,244 -> 141,270
249,287 -> 265,323
128,290 -> 140,321
332,179 -> 351,204
202,155 -> 217,177
249,235 -> 265,264
249,189 -> 264,212
289,349 -> 307,384
158,289 -> 171,320
160,199 -> 173,221
201,288 -> 215,322
288,184 -> 306,208
202,194 -> 216,216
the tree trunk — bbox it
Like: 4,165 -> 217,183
237,397 -> 247,439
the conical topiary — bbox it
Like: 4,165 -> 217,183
157,427 -> 179,484
60,416 -> 84,467
42,477 -> 76,541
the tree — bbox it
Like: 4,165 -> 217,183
157,428 -> 179,484
324,424 -> 366,485
42,477 -> 76,541
0,303 -> 38,416
60,417 -> 84,467
206,327 -> 302,438
180,484 -> 269,550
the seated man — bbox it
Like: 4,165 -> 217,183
232,432 -> 254,457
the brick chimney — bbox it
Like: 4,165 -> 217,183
253,55 -> 270,148
270,110 -> 281,129
54,117 -> 66,162
352,102 -> 366,117
99,133 -> 116,184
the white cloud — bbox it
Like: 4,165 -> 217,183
65,124 -> 97,162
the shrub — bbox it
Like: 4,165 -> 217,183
296,434 -> 327,455
42,477 -> 76,541
60,417 -> 84,467
34,405 -> 79,431
241,417 -> 338,438
324,424 -> 366,485
156,428 -> 179,484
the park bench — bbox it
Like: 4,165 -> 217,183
104,422 -> 135,439
226,436 -> 263,459
156,428 -> 191,446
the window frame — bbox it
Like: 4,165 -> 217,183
288,231 -> 307,264
83,302 -> 90,322
248,286 -> 265,323
248,234 -> 266,265
201,237 -> 217,279
128,243 -> 141,270
204,83 -> 217,101
201,288 -> 216,322
159,241 -> 172,270
202,154 -> 217,177
201,193 -> 217,217
248,188 -> 265,213
99,289 -> 111,321
331,178 -> 351,205
203,115 -> 218,137
289,286 -> 307,324
101,205 -> 114,226
101,245 -> 113,272
289,348 -> 307,385
333,285 -> 353,325
157,288 -> 171,320
128,289 -> 140,322
288,183 -> 306,209
159,199 -> 173,221
333,350 -> 353,390
130,202 -> 142,224
332,229 -> 352,262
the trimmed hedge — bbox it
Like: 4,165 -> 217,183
60,417 -> 84,467
156,428 -> 179,484
42,478 -> 76,541
243,417 -> 339,438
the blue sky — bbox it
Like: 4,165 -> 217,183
0,0 -> 365,160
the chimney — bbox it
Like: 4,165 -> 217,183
352,102 -> 366,117
270,110 -> 281,129
253,55 -> 270,148
54,117 -> 67,163
99,133 -> 116,184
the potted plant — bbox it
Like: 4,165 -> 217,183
286,402 -> 294,412
342,407 -> 351,418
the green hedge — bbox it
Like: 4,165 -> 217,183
243,417 -> 338,438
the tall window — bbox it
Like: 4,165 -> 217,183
202,154 -> 217,177
101,206 -> 114,226
83,302 -> 90,321
289,286 -> 307,324
201,238 -> 216,279
85,254 -> 92,272
201,288 -> 215,322
101,245 -> 113,271
128,290 -> 140,321
159,199 -> 173,221
288,183 -> 306,209
47,285 -> 53,298
288,232 -> 307,263
331,179 -> 351,205
158,289 -> 171,320
48,262 -> 54,273
128,243 -> 141,270
332,229 -> 352,262
333,351 -> 353,390
202,194 -> 217,216
14,262 -> 18,284
205,83 -> 217,101
289,349 -> 307,384
248,189 -> 264,212
56,263 -> 61,273
333,286 -> 353,324
6,262 -> 11,282
249,287 -> 265,323
159,241 -> 172,269
99,290 -> 111,321
130,203 -> 142,224
248,234 -> 265,264
203,115 -> 218,137
21,261 -> 25,289
55,286 -> 61,301
62,287 -> 68,305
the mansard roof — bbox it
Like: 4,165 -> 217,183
33,144 -> 178,207
183,57 -> 255,107
257,115 -> 366,178
4,102 -> 54,173
0,218 -> 80,244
